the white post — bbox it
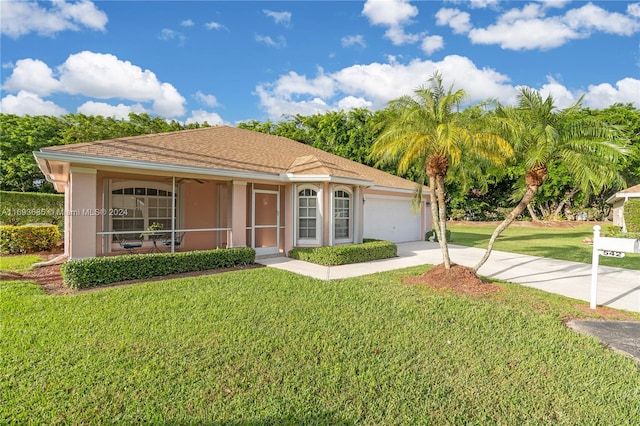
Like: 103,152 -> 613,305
590,225 -> 601,309
171,176 -> 176,253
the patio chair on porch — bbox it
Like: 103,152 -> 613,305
115,234 -> 143,254
161,232 -> 185,251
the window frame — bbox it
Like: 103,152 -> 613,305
332,185 -> 353,244
109,181 -> 179,241
295,184 -> 322,246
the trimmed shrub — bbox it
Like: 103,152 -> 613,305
0,225 -> 61,254
425,229 -> 451,242
0,191 -> 64,227
624,199 -> 640,233
288,239 -> 397,266
61,247 -> 256,290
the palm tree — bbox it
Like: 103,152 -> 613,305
370,72 -> 513,269
473,88 -> 628,272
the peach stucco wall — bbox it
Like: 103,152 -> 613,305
231,181 -> 247,247
69,167 -> 97,259
183,181 -> 218,250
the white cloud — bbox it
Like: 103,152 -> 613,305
255,86 -> 331,119
263,9 -> 292,26
255,55 -> 517,120
469,0 -> 499,9
421,35 -> 444,56
467,2 -> 640,51
272,70 -> 335,99
158,28 -> 186,44
255,35 -> 287,48
58,51 -> 186,117
341,35 -> 366,48
629,3 -> 640,18
583,78 -> 640,109
205,21 -> 227,31
0,90 -> 67,116
3,51 -> 187,118
77,101 -> 146,119
2,58 -> 60,96
384,26 -> 422,45
564,3 -> 640,36
1,0 -> 108,38
181,19 -> 195,27
337,96 -> 373,111
436,8 -> 472,34
362,0 -> 418,27
186,110 -> 226,126
195,91 -> 220,107
469,18 -> 576,50
362,0 -> 421,45
537,76 -> 578,109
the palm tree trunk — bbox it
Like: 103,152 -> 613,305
436,175 -> 451,269
473,184 -> 539,272
428,176 -> 442,243
553,188 -> 579,220
527,203 -> 539,221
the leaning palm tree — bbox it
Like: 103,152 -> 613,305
473,88 -> 628,272
370,72 -> 513,269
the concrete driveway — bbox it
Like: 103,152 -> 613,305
259,241 -> 640,313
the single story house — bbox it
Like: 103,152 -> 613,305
607,183 -> 640,232
34,125 -> 431,259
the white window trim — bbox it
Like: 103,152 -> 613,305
109,180 -> 181,242
295,184 -> 322,246
331,185 -> 353,245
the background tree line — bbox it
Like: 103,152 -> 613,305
2,103 -> 638,221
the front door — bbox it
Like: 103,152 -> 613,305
252,190 -> 279,255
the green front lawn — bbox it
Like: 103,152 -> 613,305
3,268 -> 639,424
448,223 -> 640,270
0,254 -> 44,273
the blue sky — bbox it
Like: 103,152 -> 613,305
1,0 -> 639,125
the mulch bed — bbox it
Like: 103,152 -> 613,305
404,262 -> 502,295
1,261 -> 264,296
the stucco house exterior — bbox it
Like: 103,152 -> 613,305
607,183 -> 640,232
34,125 -> 431,259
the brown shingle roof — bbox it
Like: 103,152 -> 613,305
620,184 -> 640,194
42,125 -> 419,191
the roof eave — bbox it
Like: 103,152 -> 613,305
35,150 -> 289,183
283,173 -> 373,186
606,192 -> 640,204
34,150 -> 377,187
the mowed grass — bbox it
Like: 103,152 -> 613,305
0,254 -> 44,273
448,223 -> 640,270
2,267 -> 640,424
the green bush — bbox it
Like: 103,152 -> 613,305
0,225 -> 61,254
425,229 -> 451,242
0,191 -> 64,227
61,247 -> 256,290
288,239 -> 397,266
603,225 -> 622,237
624,199 -> 640,233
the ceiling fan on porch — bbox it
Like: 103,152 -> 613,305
167,177 -> 206,184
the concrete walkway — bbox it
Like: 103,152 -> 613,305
258,241 -> 640,313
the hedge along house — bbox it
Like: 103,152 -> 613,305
34,126 -> 431,260
607,184 -> 640,232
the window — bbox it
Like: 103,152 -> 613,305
298,188 -> 317,239
111,185 -> 177,236
333,189 -> 351,240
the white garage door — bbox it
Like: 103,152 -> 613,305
363,196 -> 422,242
